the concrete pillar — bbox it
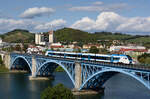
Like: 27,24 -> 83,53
3,53 -> 10,69
31,56 -> 36,77
75,62 -> 82,90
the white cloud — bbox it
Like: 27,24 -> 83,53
71,12 -> 150,34
69,3 -> 128,12
71,17 -> 95,31
0,18 -> 66,33
0,19 -> 37,32
116,17 -> 150,33
34,19 -> 66,31
1,12 -> 150,34
20,7 -> 55,19
92,1 -> 103,5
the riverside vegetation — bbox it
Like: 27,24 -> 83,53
41,83 -> 75,99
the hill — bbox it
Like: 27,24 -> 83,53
54,28 -> 131,43
54,28 -> 150,44
0,29 -> 34,43
1,28 -> 150,45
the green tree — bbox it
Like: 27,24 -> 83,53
89,46 -> 99,54
0,55 -> 3,65
41,83 -> 75,99
15,45 -> 21,51
137,53 -> 150,64
99,48 -> 109,54
23,43 -> 28,52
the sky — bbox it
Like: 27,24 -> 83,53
0,0 -> 150,35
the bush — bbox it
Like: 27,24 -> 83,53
41,83 -> 75,99
89,46 -> 99,54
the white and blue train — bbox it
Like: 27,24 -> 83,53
45,50 -> 134,64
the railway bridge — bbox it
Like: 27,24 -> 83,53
3,53 -> 150,91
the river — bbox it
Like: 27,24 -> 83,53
0,72 -> 150,99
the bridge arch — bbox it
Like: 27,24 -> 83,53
36,60 -> 75,86
11,56 -> 32,72
80,68 -> 150,90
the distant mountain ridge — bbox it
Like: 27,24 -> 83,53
0,28 -> 150,44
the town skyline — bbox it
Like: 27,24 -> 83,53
0,0 -> 150,34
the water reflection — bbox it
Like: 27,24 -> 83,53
0,72 -> 150,99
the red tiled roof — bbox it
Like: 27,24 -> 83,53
120,48 -> 148,52
50,45 -> 64,48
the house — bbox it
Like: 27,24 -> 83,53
83,44 -> 103,49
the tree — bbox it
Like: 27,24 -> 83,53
41,83 -> 75,99
22,43 -> 28,52
99,48 -> 109,54
0,55 -> 3,65
137,53 -> 150,64
89,46 -> 99,54
15,44 -> 21,51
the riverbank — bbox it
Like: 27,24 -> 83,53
9,70 -> 28,73
0,65 -> 9,73
29,76 -> 54,80
72,88 -> 104,95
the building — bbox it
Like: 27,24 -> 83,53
49,30 -> 54,44
109,45 -> 147,56
0,38 -> 2,44
50,43 -> 64,50
83,44 -> 103,49
35,33 -> 46,45
27,45 -> 46,54
120,48 -> 147,55
35,30 -> 54,46
109,45 -> 146,52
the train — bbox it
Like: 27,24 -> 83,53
45,50 -> 134,64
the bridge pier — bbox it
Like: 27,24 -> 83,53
3,53 -> 11,69
31,56 -> 36,77
74,62 -> 82,90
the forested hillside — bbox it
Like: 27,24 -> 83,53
1,28 -> 150,45
0,29 -> 34,43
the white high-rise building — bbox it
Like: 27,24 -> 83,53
48,30 -> 54,44
35,29 -> 54,46
0,38 -> 2,44
35,33 -> 46,45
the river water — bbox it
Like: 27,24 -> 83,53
0,72 -> 150,99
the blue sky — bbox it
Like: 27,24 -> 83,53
0,0 -> 150,34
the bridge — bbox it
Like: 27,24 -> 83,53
3,53 -> 150,91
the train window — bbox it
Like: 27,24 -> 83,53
82,55 -> 89,58
126,55 -> 132,60
96,56 -> 111,60
113,57 -> 120,60
57,53 -> 64,56
50,53 -> 56,55
66,54 -> 77,57
90,56 -> 97,59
